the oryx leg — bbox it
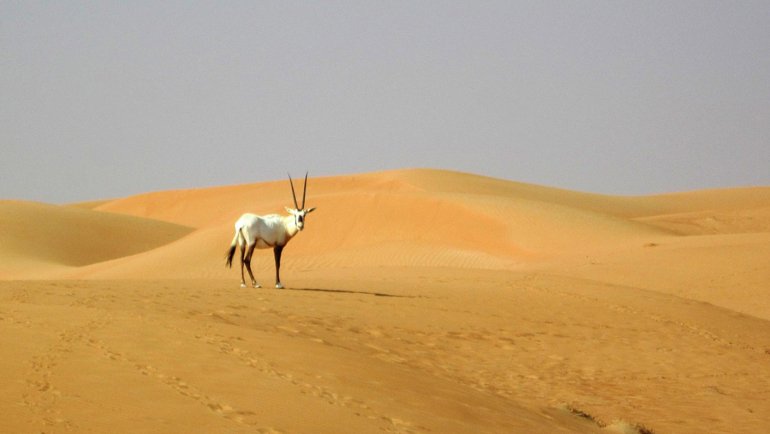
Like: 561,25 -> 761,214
273,245 -> 284,289
238,242 -> 247,288
244,243 -> 260,288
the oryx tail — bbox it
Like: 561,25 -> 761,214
225,227 -> 244,268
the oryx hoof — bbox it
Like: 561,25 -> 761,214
253,283 -> 261,289
275,283 -> 284,289
240,283 -> 247,288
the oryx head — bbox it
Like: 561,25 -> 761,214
286,172 -> 316,231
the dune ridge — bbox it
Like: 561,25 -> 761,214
2,168 -> 769,433
0,200 -> 192,279
49,169 -> 770,282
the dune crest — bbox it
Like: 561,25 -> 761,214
2,169 -> 770,433
0,201 -> 192,279
3,169 -> 770,282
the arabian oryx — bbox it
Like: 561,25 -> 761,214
226,173 -> 316,289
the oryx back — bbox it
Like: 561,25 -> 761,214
236,213 -> 289,249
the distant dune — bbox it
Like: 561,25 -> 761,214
2,169 -> 769,433
0,200 -> 192,279
18,168 -> 767,282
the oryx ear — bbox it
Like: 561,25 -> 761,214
306,207 -> 316,213
285,207 -> 296,214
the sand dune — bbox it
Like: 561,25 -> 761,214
0,201 -> 192,279
73,169 -> 769,280
65,169 -> 676,279
2,169 -> 769,433
635,206 -> 770,235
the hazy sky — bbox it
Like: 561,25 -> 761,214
3,1 -> 769,203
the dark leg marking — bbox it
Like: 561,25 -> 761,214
273,245 -> 284,288
244,243 -> 258,287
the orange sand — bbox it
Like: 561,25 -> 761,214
1,169 -> 769,433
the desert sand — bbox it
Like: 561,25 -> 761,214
1,168 -> 769,433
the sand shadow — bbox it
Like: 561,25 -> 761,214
286,287 -> 417,298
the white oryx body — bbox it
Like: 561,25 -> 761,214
233,213 -> 300,250
226,174 -> 315,289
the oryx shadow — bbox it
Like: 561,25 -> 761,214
284,287 -> 418,298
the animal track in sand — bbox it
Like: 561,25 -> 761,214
83,334 -> 263,428
20,317 -> 110,432
79,313 -> 414,432
188,328 -> 418,431
528,280 -> 757,352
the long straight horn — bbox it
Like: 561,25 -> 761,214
301,172 -> 308,209
288,173 -> 299,209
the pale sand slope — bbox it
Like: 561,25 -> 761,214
1,169 -> 769,433
0,201 -> 193,279
71,169 -> 678,279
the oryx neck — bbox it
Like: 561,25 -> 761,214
284,213 -> 300,238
